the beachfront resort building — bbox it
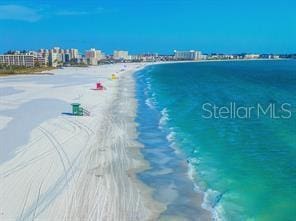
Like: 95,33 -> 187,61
47,47 -> 81,67
0,50 -> 49,67
70,48 -> 79,59
113,50 -> 129,60
0,54 -> 35,67
37,49 -> 50,66
49,51 -> 62,67
244,54 -> 260,59
85,48 -> 105,65
174,50 -> 202,60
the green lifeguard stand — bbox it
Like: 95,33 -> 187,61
71,103 -> 83,116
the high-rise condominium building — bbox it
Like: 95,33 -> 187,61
70,49 -> 79,59
113,50 -> 129,60
174,50 -> 202,60
85,48 -> 105,65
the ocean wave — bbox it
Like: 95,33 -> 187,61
159,108 -> 169,128
186,157 -> 224,221
146,82 -> 152,91
145,97 -> 156,109
201,188 -> 225,221
186,157 -> 201,190
144,79 -> 154,99
187,159 -> 197,180
166,130 -> 176,143
161,123 -> 225,221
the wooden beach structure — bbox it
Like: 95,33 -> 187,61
71,103 -> 90,116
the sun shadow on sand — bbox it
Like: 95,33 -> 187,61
0,98 -> 69,163
61,112 -> 74,116
0,87 -> 24,97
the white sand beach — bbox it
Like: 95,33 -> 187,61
0,64 -> 164,220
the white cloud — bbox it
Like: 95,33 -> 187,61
0,5 -> 41,22
0,5 -> 105,22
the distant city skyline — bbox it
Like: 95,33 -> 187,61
0,0 -> 296,54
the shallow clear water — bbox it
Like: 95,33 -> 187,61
136,69 -> 211,220
135,60 -> 296,221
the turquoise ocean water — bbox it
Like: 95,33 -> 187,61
135,60 -> 296,221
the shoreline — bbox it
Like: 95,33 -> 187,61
111,68 -> 166,219
148,58 -> 292,67
134,65 -> 213,220
0,58 -> 291,78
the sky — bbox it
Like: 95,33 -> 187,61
0,0 -> 295,54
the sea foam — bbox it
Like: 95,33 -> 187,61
159,108 -> 169,128
201,188 -> 225,221
145,97 -> 156,109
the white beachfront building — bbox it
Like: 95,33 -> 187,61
113,50 -> 129,60
85,48 -> 105,65
0,54 -> 35,67
174,50 -> 202,60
